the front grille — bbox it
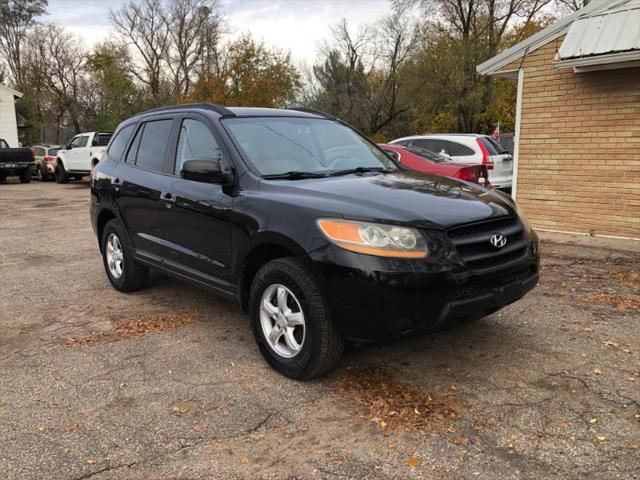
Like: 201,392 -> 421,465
447,216 -> 528,271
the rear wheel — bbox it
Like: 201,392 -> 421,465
249,257 -> 344,379
36,166 -> 47,181
101,219 -> 148,292
55,163 -> 69,184
19,169 -> 31,183
0,173 -> 6,182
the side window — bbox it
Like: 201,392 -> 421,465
93,133 -> 112,146
392,139 -> 411,147
175,119 -> 222,175
33,147 -> 43,156
413,139 -> 447,155
135,119 -> 173,172
444,141 -> 475,156
125,125 -> 143,164
107,124 -> 135,162
71,136 -> 89,148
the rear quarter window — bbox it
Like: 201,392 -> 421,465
443,141 -> 475,156
108,124 -> 135,161
95,133 -> 113,146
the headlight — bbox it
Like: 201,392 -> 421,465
317,219 -> 428,258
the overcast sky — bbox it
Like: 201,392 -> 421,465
45,0 -> 393,65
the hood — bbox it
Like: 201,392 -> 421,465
261,171 -> 516,229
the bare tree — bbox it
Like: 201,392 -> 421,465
31,24 -> 87,136
368,9 -> 420,133
555,0 -> 588,12
0,0 -> 47,89
110,0 -> 171,97
164,0 -> 223,97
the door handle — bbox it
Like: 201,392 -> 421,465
160,192 -> 176,203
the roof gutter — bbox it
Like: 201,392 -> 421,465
476,0 -> 621,76
554,50 -> 640,71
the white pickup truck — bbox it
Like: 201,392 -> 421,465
55,131 -> 112,183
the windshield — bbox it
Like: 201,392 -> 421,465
223,117 -> 397,176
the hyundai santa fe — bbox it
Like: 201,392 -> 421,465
90,104 -> 539,379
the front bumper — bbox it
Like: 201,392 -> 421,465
308,238 -> 539,341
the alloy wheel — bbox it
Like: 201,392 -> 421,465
260,284 -> 306,358
105,233 -> 124,279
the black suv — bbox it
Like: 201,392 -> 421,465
91,104 -> 539,379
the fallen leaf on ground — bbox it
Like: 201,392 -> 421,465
406,455 -> 421,468
339,367 -> 460,434
66,311 -> 199,347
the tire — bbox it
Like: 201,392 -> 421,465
55,163 -> 69,184
36,166 -> 47,182
0,173 -> 6,182
249,257 -> 344,380
19,169 -> 31,183
101,218 -> 148,293
73,175 -> 84,181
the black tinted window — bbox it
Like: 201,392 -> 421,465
175,119 -> 222,174
134,120 -> 173,171
413,139 -> 448,155
444,141 -> 474,156
482,136 -> 508,155
48,148 -> 59,156
108,125 -> 135,161
94,133 -> 113,146
125,126 -> 142,163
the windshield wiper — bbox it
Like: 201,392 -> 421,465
326,166 -> 396,177
262,170 -> 328,180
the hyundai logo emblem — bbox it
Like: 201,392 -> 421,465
490,233 -> 507,248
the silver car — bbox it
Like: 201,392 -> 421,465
31,144 -> 61,181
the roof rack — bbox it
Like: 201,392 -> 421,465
140,103 -> 236,117
290,107 -> 335,120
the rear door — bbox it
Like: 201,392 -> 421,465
113,117 -> 178,260
159,114 -> 234,283
479,136 -> 513,187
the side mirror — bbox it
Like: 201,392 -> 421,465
180,159 -> 230,184
65,144 -> 73,150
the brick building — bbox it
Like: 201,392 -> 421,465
477,0 -> 640,239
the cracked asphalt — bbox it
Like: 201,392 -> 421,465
1,180 -> 638,480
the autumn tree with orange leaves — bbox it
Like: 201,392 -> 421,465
185,36 -> 302,108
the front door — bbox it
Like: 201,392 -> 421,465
160,116 -> 233,283
66,135 -> 89,170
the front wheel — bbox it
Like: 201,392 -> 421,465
101,219 -> 148,292
249,258 -> 344,380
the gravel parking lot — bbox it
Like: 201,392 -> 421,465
1,180 -> 639,480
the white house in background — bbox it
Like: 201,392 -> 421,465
0,84 -> 23,147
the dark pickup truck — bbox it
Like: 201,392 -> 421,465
0,139 -> 34,183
